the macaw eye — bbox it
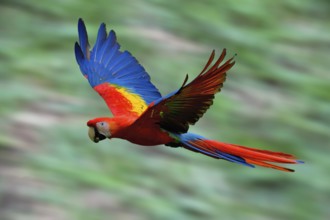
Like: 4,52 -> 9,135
97,122 -> 105,128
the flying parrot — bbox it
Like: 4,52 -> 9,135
74,19 -> 302,172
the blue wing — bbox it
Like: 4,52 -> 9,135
74,18 -> 161,107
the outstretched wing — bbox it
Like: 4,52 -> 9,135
135,49 -> 235,133
74,18 -> 161,117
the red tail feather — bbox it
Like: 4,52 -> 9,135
186,138 -> 301,172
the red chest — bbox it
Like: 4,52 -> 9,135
115,125 -> 173,146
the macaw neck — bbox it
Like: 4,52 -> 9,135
108,116 -> 137,137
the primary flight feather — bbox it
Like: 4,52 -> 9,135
75,18 -> 302,172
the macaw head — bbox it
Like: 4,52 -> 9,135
87,118 -> 113,143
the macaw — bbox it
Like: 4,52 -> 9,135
75,18 -> 302,172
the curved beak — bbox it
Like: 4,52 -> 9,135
88,126 -> 106,143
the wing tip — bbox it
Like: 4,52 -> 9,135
98,22 -> 107,37
78,18 -> 86,36
78,17 -> 84,25
77,18 -> 90,59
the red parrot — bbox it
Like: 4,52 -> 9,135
75,19 -> 302,172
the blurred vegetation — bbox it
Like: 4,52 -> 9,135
0,0 -> 329,219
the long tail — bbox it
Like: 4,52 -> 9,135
179,133 -> 303,172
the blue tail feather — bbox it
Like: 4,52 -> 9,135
179,133 -> 254,168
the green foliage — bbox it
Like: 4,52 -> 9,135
0,0 -> 329,219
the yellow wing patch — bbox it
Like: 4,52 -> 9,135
94,83 -> 149,117
114,86 -> 148,115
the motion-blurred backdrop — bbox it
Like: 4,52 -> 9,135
0,0 -> 329,219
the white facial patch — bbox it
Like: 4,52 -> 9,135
96,122 -> 111,138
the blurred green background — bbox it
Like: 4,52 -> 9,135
0,0 -> 329,219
